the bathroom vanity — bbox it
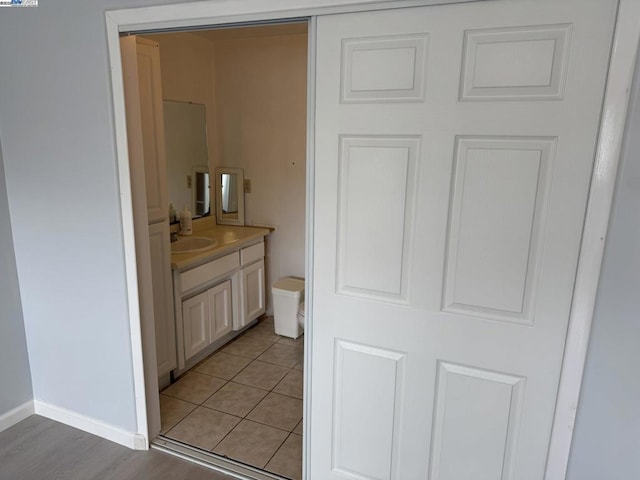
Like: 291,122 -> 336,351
164,219 -> 270,379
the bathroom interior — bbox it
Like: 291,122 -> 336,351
123,21 -> 308,480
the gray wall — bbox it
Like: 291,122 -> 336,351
567,50 -> 640,479
0,140 -> 33,416
0,0 -> 187,432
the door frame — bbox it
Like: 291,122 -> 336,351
104,1 -> 640,478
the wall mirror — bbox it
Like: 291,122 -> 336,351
215,167 -> 245,226
163,100 -> 210,219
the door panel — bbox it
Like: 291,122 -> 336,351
210,280 -> 233,342
336,136 -> 418,303
332,340 -> 406,480
182,291 -> 210,361
241,260 -> 266,324
430,362 -> 525,480
444,136 -> 554,324
311,1 -> 617,479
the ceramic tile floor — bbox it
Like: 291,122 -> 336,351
160,316 -> 304,480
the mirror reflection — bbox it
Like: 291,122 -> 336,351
221,173 -> 239,215
215,167 -> 245,226
163,100 -> 210,219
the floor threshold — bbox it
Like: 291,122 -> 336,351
152,435 -> 287,480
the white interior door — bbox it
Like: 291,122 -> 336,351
311,1 -> 617,479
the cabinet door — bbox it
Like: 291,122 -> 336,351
209,280 -> 233,343
148,221 -> 176,377
241,260 -> 266,326
182,291 -> 210,361
136,37 -> 168,224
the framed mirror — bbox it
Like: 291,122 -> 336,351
215,167 -> 245,226
163,100 -> 211,219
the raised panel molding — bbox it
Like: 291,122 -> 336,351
332,340 -> 406,480
460,24 -> 572,101
443,136 -> 555,325
341,34 -> 428,103
336,136 -> 419,304
429,362 -> 525,480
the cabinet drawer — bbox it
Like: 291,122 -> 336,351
241,241 -> 264,266
180,252 -> 239,294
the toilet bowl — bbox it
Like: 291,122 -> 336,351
297,302 -> 305,330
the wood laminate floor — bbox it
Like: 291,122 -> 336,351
0,415 -> 231,480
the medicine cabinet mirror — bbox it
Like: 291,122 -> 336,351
215,167 -> 245,226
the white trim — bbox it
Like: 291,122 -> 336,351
34,400 -> 146,450
33,400 -> 149,450
303,15 -> 317,480
546,1 -> 640,478
106,0 -> 470,33
105,13 -> 150,446
0,400 -> 34,433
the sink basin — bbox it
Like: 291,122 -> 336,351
171,236 -> 218,254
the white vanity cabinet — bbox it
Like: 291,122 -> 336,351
172,237 -> 267,373
182,280 -> 232,361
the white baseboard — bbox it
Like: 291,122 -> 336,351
34,400 -> 147,450
0,400 -> 34,433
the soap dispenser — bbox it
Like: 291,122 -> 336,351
180,205 -> 193,235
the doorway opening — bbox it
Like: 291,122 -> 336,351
121,20 -> 310,480
108,1 -> 638,479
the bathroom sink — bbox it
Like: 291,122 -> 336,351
171,236 -> 218,254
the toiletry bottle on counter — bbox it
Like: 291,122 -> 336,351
169,203 -> 176,223
180,206 -> 193,235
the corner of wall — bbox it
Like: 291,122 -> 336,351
0,136 -> 34,431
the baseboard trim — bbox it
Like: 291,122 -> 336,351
0,400 -> 34,433
34,400 -> 147,450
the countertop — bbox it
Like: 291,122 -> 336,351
170,219 -> 271,271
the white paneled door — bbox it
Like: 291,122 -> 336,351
311,1 -> 617,479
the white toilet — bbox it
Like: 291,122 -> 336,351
297,302 -> 305,330
272,277 -> 305,339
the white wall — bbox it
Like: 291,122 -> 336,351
212,32 -> 308,312
566,49 -> 640,479
0,0 -> 191,434
0,139 -> 33,419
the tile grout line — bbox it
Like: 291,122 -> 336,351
165,362 -> 301,440
199,355 -> 301,452
263,432 -> 294,473
160,316 -> 303,477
